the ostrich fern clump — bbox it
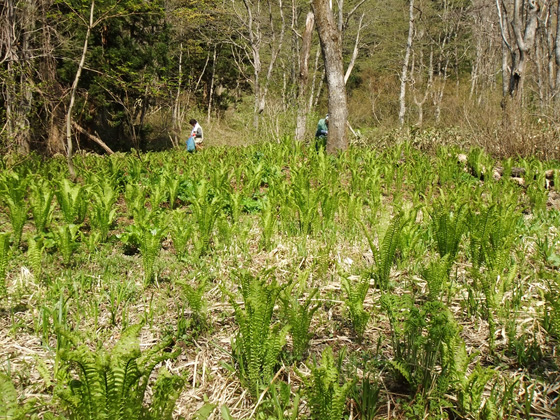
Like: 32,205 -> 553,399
55,179 -> 89,224
363,213 -> 404,290
226,270 -> 288,396
54,224 -> 81,266
381,296 -> 466,395
299,347 -> 353,420
29,180 -> 55,233
55,325 -> 184,420
430,200 -> 466,262
0,233 -> 10,295
341,276 -> 370,340
280,273 -> 319,361
90,180 -> 118,242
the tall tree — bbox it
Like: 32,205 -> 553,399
312,0 -> 348,152
0,0 -> 36,154
496,0 -> 540,101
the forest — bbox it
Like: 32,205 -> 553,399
1,1 -> 560,420
1,0 -> 559,157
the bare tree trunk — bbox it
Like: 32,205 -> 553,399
412,49 -> 433,127
37,0 -> 66,155
312,0 -> 348,153
344,13 -> 364,85
1,0 -> 34,154
508,0 -> 539,98
555,0 -> 560,111
66,1 -> 95,179
399,0 -> 414,127
171,44 -> 183,148
295,12 -> 314,141
207,44 -> 217,124
309,47 -> 322,109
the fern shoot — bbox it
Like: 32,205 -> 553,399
0,232 -> 10,295
226,270 -> 288,396
341,275 -> 371,340
363,213 -> 404,290
29,180 -> 55,233
55,324 -> 184,420
280,273 -> 319,361
299,346 -> 353,420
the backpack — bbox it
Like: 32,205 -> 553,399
186,135 -> 196,152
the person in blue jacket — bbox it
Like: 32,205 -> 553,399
315,114 -> 328,150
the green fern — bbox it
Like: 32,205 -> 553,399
363,213 -> 404,289
55,179 -> 89,224
381,295 -> 464,395
226,270 -> 288,396
170,210 -> 192,260
289,167 -> 322,235
1,174 -> 28,247
165,174 -> 181,209
260,197 -> 276,251
55,324 -> 184,420
189,180 -> 221,256
467,204 -> 519,271
149,176 -> 168,210
180,275 -> 209,329
280,272 -> 320,361
29,179 -> 55,233
90,179 -> 118,242
124,183 -> 147,221
54,224 -> 81,266
456,365 -> 496,418
299,347 -> 353,420
0,373 -> 37,419
341,276 -> 370,340
27,235 -> 45,281
421,255 -> 451,301
0,232 -> 10,295
430,200 -> 466,262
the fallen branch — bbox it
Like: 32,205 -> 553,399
72,122 -> 114,155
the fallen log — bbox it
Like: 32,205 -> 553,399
72,122 -> 115,155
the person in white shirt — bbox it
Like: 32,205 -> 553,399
189,119 -> 203,151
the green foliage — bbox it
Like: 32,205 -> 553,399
430,197 -> 466,262
349,373 -> 380,420
124,183 -> 147,221
455,365 -> 496,418
467,204 -> 519,271
55,324 -> 184,420
341,275 -> 370,340
189,180 -> 221,256
381,296 -> 466,396
120,216 -> 167,283
53,224 -> 81,266
55,179 -> 89,225
363,213 -> 404,289
29,179 -> 55,234
299,347 -> 353,420
0,373 -> 37,419
0,232 -> 10,294
169,210 -> 192,260
27,235 -> 45,281
259,197 -> 276,251
179,274 -> 209,331
89,178 -> 119,242
0,172 -> 28,247
226,270 -> 288,396
421,255 -> 451,302
254,381 -> 300,420
280,271 -> 320,362
289,166 -> 322,235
